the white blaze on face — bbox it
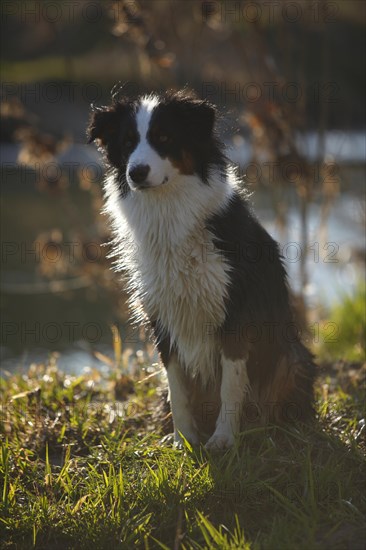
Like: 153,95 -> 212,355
127,96 -> 179,189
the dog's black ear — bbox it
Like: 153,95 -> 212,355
87,106 -> 116,146
177,97 -> 216,139
165,90 -> 217,138
190,100 -> 216,137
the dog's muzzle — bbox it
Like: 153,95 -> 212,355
128,164 -> 151,188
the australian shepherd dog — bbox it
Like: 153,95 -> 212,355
87,89 -> 315,450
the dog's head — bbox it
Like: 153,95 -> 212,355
87,90 -> 224,193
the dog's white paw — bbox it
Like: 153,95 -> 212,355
205,432 -> 235,451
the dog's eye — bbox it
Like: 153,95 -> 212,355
122,133 -> 136,149
158,134 -> 168,143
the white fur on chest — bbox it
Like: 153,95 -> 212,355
104,170 -> 236,382
138,224 -> 229,379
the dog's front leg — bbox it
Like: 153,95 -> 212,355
205,353 -> 250,450
166,356 -> 200,446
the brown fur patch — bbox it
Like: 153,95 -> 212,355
256,356 -> 313,424
189,375 -> 221,438
171,150 -> 195,175
267,357 -> 297,423
220,326 -> 251,361
271,357 -> 296,401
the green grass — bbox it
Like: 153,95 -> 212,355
1,358 -> 365,549
317,283 -> 366,363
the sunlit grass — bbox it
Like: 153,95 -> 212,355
317,283 -> 366,362
0,356 -> 365,549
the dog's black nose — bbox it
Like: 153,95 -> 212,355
129,165 -> 150,185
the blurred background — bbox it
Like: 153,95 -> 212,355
1,0 -> 365,374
